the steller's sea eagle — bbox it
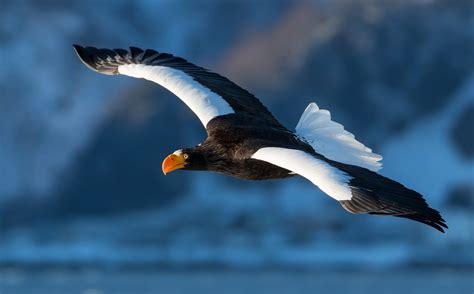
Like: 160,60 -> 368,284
73,45 -> 447,233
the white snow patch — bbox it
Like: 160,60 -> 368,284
381,74 -> 474,205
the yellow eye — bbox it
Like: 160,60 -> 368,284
183,154 -> 189,159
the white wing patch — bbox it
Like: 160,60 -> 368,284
118,64 -> 234,127
251,147 -> 353,201
296,103 -> 382,172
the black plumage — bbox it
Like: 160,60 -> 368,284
334,162 -> 447,232
73,45 -> 447,233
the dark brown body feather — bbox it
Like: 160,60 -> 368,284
196,114 -> 311,180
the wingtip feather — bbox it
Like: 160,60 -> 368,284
73,45 -> 119,75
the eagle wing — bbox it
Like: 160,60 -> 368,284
73,45 -> 285,130
251,147 -> 447,232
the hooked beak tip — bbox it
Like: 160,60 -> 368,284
162,154 -> 185,175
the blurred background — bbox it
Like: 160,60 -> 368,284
0,0 -> 473,293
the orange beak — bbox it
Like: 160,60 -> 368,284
162,154 -> 187,175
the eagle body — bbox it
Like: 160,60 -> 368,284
74,45 -> 447,233
191,114 -> 304,180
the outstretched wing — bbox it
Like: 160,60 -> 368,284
73,45 -> 285,129
252,147 -> 447,232
252,147 -> 354,201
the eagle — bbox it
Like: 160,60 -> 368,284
73,45 -> 447,233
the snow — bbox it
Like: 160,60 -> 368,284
381,74 -> 474,205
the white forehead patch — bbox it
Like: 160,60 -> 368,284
173,149 -> 183,155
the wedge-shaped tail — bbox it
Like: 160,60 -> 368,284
296,102 -> 382,172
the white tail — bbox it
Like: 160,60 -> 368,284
295,102 -> 382,172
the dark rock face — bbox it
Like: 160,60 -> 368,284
450,104 -> 474,159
